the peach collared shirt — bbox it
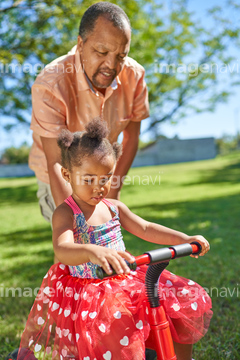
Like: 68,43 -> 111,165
29,46 -> 149,183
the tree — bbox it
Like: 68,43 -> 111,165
0,143 -> 30,164
1,0 -> 240,137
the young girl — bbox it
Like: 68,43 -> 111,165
18,119 -> 212,360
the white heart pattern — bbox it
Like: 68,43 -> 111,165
191,302 -> 198,311
83,357 -> 90,360
188,280 -> 195,285
43,286 -> 50,295
81,311 -> 88,320
89,311 -> 97,319
46,347 -> 51,354
74,292 -> 80,300
172,303 -> 180,312
181,288 -> 189,295
28,339 -> 34,347
202,296 -> 206,303
120,336 -> 129,346
103,351 -> 112,360
62,329 -> 69,337
166,280 -> 173,287
62,349 -> 67,357
52,350 -> 58,358
113,311 -> 121,319
52,302 -> 59,311
37,304 -> 42,311
64,309 -> 71,317
68,333 -> 72,341
99,323 -> 106,333
59,264 -> 65,270
37,317 -> 45,325
136,320 -> 143,329
71,313 -> 77,321
34,344 -> 41,352
76,333 -> 80,342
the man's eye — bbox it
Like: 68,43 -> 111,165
98,51 -> 107,56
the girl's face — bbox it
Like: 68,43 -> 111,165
62,154 -> 115,207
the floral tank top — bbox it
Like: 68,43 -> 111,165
64,196 -> 126,279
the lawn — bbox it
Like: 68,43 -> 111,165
0,152 -> 240,359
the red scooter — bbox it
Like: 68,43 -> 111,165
97,241 -> 202,360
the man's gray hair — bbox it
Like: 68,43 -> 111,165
79,2 -> 131,41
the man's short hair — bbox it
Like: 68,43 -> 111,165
79,2 -> 131,41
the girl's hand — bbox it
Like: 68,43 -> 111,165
87,244 -> 135,276
188,235 -> 210,258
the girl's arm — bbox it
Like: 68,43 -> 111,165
52,203 -> 135,275
111,200 -> 209,257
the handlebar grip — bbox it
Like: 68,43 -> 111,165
96,261 -> 137,280
190,241 -> 202,255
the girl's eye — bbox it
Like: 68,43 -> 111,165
84,178 -> 93,184
100,177 -> 110,185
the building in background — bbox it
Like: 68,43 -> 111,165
132,137 -> 217,167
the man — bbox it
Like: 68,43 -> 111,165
29,2 -> 149,224
28,5 -> 157,358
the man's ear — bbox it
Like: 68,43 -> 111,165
77,35 -> 84,54
61,167 -> 71,183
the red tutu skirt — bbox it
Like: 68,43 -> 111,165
18,263 -> 212,360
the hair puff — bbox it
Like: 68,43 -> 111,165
85,117 -> 109,140
57,129 -> 74,149
113,142 -> 122,160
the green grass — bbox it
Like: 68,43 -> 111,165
1,152 -> 240,359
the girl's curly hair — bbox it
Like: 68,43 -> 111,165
57,118 -> 122,170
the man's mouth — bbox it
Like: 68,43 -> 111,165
98,69 -> 116,79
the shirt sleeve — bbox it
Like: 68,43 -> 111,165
131,68 -> 149,122
30,82 -> 67,138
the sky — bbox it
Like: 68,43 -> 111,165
156,0 -> 240,141
1,0 -> 240,152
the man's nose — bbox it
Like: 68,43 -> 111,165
104,53 -> 117,70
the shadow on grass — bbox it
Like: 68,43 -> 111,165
0,225 -> 53,282
185,157 -> 240,186
0,183 -> 38,205
122,193 -> 240,285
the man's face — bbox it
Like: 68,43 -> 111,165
77,16 -> 131,92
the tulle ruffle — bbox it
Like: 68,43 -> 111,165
17,263 -> 212,360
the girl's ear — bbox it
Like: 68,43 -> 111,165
61,167 -> 71,183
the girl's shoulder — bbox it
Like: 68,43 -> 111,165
104,199 -> 129,214
52,201 -> 74,224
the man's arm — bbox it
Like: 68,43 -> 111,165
41,137 -> 72,207
107,121 -> 140,200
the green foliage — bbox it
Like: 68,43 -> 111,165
0,152 -> 240,358
216,133 -> 240,155
0,0 -> 240,135
1,143 -> 30,164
